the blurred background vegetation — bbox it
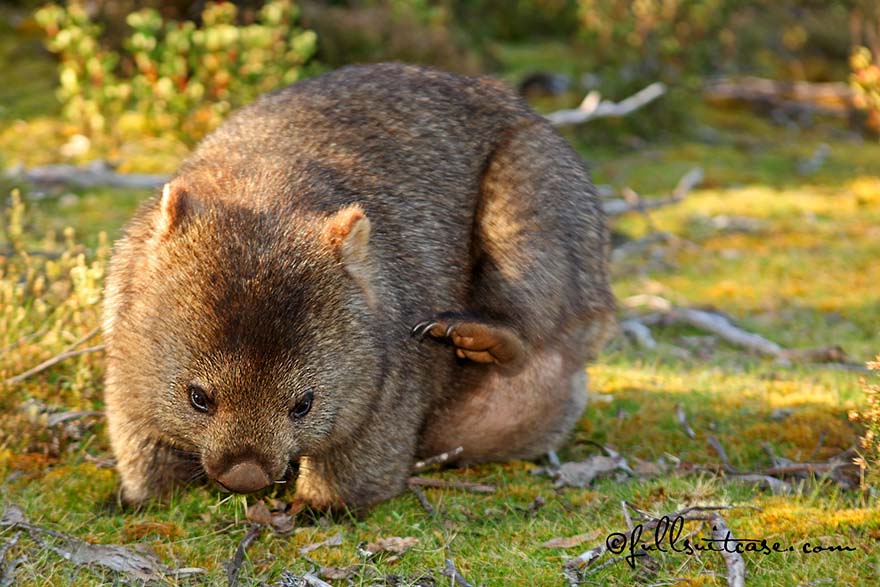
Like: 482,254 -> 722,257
0,0 -> 878,154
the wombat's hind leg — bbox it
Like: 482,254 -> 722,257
411,313 -> 525,369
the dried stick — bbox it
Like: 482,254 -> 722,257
620,319 -> 657,350
409,485 -> 435,515
710,515 -> 746,587
706,435 -> 737,473
546,82 -> 667,126
623,294 -> 853,366
227,524 -> 262,587
4,344 -> 106,385
11,161 -> 167,189
412,446 -> 464,472
443,558 -> 477,587
675,404 -> 697,439
603,167 -> 703,217
407,477 -> 495,493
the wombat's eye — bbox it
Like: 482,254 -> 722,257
290,390 -> 314,420
188,384 -> 210,413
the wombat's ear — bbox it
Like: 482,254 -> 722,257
325,205 -> 377,308
156,180 -> 191,238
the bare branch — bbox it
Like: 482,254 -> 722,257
443,559 -> 477,587
546,82 -> 667,126
227,524 -> 262,587
603,167 -> 703,216
710,515 -> 746,587
675,404 -> 696,439
4,344 -> 106,385
619,319 -> 658,350
622,294 -> 855,366
412,446 -> 464,472
407,477 -> 495,493
9,160 -> 167,190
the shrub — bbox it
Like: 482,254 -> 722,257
850,357 -> 880,488
34,0 -> 317,145
1,189 -> 108,454
301,0 -> 480,74
850,47 -> 880,136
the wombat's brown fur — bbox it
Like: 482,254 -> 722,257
103,63 -> 615,512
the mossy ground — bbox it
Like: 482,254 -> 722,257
1,33 -> 879,587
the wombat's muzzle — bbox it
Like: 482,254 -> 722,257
216,461 -> 272,493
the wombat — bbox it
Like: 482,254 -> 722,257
103,63 -> 615,512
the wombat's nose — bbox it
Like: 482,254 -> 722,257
217,461 -> 271,493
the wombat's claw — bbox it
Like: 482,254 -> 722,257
410,317 -> 525,367
410,321 -> 440,341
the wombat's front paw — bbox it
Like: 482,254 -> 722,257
411,314 -> 525,368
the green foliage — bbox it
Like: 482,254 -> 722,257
33,0 -> 316,145
851,47 -> 880,136
303,0 -> 479,73
1,189 -> 108,450
574,0 -> 738,84
448,0 -> 580,43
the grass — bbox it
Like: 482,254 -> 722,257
1,32 -> 880,587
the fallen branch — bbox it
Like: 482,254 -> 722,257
675,404 -> 696,439
546,82 -> 667,126
412,446 -> 463,472
704,76 -> 854,116
710,515 -> 746,587
706,435 -> 738,473
1,504 -> 203,582
619,319 -> 657,350
407,477 -> 495,493
443,558 -> 477,587
622,295 -> 854,366
226,524 -> 262,587
409,485 -> 435,515
4,344 -> 106,385
9,160 -> 167,190
603,168 -> 703,217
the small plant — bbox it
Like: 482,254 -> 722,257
850,46 -> 880,137
850,356 -> 880,488
1,189 -> 108,455
34,0 -> 316,145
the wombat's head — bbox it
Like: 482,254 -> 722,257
105,177 -> 384,495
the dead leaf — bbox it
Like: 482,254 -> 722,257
299,532 -> 343,555
541,529 -> 602,549
246,501 -> 295,535
360,536 -> 419,557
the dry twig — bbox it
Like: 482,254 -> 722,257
226,524 -> 262,587
4,344 -> 106,385
443,558 -> 477,587
603,168 -> 703,217
623,294 -> 854,366
546,82 -> 667,126
412,446 -> 464,472
10,160 -> 167,189
407,477 -> 495,493
710,515 -> 746,587
675,404 -> 697,439
409,485 -> 435,515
